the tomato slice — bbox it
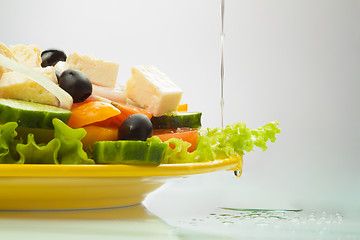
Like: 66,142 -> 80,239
91,115 -> 123,128
68,98 -> 153,129
94,101 -> 153,128
81,125 -> 118,149
67,101 -> 121,128
152,128 -> 198,152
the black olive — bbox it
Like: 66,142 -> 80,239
41,49 -> 67,67
118,114 -> 153,141
58,69 -> 92,103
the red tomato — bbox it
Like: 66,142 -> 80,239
152,128 -> 198,152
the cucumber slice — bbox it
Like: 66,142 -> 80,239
0,98 -> 71,129
93,140 -> 167,166
151,112 -> 202,129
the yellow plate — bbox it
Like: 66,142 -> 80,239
0,157 -> 241,210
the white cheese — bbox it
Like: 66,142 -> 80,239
0,51 -> 73,109
66,52 -> 119,88
0,67 -> 59,106
0,42 -> 16,79
126,65 -> 183,116
37,66 -> 58,84
9,44 -> 42,67
54,61 -> 69,73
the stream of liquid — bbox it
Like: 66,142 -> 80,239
220,0 -> 240,177
220,0 -> 225,130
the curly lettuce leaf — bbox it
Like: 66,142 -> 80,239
148,121 -> 281,164
16,134 -> 61,164
0,119 -> 94,164
52,118 -> 94,164
0,118 -> 279,165
147,136 -> 195,164
164,138 -> 194,164
0,122 -> 21,164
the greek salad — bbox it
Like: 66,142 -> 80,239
0,42 -> 280,170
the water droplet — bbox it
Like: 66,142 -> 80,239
219,214 -> 231,217
222,221 -> 233,225
307,212 -> 317,221
335,213 -> 343,219
249,213 -> 261,218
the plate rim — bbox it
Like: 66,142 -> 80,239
0,157 -> 241,178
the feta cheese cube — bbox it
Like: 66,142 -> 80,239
126,65 -> 182,116
66,52 -> 119,88
0,67 -> 59,106
9,44 -> 42,68
0,42 -> 16,78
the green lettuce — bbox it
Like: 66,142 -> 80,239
17,134 -> 61,164
0,118 -> 280,165
0,119 -> 94,164
0,122 -> 21,164
148,121 -> 281,164
52,119 -> 94,164
149,136 -> 196,164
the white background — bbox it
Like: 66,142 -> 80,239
1,0 -> 359,220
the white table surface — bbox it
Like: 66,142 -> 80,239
1,205 -> 359,240
1,172 -> 359,240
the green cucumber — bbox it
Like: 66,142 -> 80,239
151,112 -> 202,129
93,140 -> 167,166
0,98 -> 71,129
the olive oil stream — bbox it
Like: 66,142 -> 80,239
220,1 -> 240,177
220,0 -> 225,130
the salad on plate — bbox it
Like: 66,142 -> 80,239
0,42 -> 280,173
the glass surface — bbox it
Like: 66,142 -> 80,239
0,202 -> 359,239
